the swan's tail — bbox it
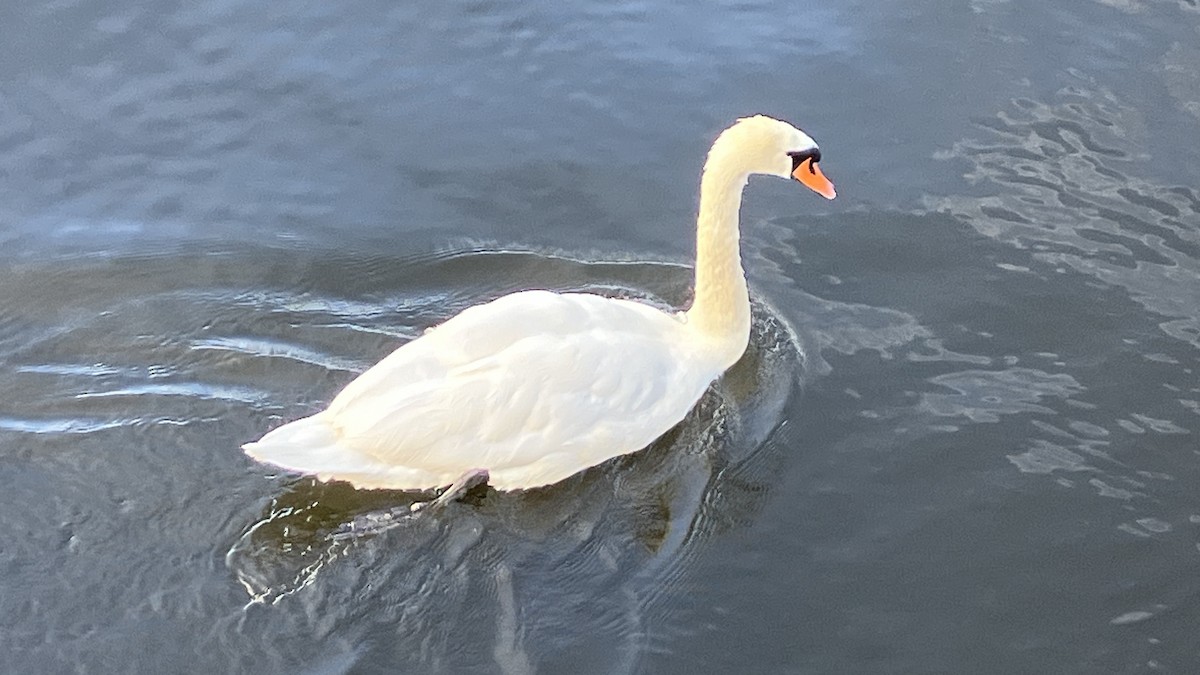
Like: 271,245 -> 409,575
242,413 -> 443,490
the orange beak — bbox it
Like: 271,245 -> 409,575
793,158 -> 836,200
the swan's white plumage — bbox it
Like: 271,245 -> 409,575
243,115 -> 833,491
247,291 -> 720,490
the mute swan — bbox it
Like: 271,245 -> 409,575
244,115 -> 836,493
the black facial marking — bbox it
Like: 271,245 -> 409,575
787,148 -> 822,174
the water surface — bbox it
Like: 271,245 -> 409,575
1,0 -> 1198,672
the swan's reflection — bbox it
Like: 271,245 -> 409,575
227,304 -> 802,673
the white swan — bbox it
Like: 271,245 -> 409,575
244,115 -> 836,492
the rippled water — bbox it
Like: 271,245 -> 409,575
2,0 -> 1199,672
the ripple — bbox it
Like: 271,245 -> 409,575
190,336 -> 367,373
74,382 -> 269,405
1129,412 -> 1189,434
15,363 -> 131,377
921,367 -> 1084,423
1162,37 -> 1200,122
1110,609 -> 1157,625
1007,439 -> 1095,474
0,416 -> 129,435
929,77 -> 1200,351
741,217 -> 954,376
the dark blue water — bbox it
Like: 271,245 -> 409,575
1,0 -> 1198,672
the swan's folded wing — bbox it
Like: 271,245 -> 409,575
322,293 -> 719,488
325,290 -> 589,417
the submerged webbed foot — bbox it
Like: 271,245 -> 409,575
413,468 -> 491,512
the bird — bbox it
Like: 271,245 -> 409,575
243,114 -> 836,495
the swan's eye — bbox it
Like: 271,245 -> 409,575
788,149 -> 822,174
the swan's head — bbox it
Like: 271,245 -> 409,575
711,115 -> 836,200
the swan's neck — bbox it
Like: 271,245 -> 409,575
685,151 -> 752,363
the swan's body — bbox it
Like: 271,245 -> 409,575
244,115 -> 835,491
